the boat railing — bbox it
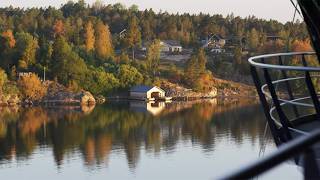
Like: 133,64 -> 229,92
219,128 -> 320,179
248,51 -> 320,141
219,51 -> 320,179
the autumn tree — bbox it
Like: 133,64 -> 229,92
2,30 -> 16,48
197,48 -> 207,74
292,39 -> 313,52
125,16 -> 141,61
0,30 -> 16,70
18,73 -> 47,100
0,68 -> 7,93
184,48 -> 208,89
248,28 -> 259,50
85,21 -> 95,52
53,20 -> 64,37
95,21 -> 113,60
146,39 -> 161,76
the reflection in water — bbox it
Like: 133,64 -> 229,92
130,101 -> 166,116
0,99 -> 281,179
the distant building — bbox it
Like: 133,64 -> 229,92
202,34 -> 226,49
141,40 -> 183,53
266,35 -> 282,42
129,85 -> 166,101
160,40 -> 183,53
211,48 -> 225,54
18,72 -> 33,79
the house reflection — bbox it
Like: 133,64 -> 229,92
0,99 -> 267,172
129,101 -> 166,116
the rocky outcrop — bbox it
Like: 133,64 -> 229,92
42,90 -> 96,105
160,81 -> 218,100
40,81 -> 96,106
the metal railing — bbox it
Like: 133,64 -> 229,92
219,129 -> 320,179
219,52 -> 320,179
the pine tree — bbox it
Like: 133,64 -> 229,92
85,21 -> 95,52
95,21 -> 113,60
197,48 -> 207,74
126,16 -> 141,61
16,32 -> 39,70
146,39 -> 161,76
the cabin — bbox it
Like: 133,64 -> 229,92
160,40 -> 183,53
141,40 -> 183,53
202,34 -> 226,49
129,85 -> 166,101
18,72 -> 33,79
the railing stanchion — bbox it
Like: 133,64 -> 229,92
302,55 -> 320,119
278,56 -> 300,118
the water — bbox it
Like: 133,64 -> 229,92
0,99 -> 302,180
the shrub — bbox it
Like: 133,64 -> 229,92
18,73 -> 47,100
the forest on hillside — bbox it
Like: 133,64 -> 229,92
0,0 -> 314,99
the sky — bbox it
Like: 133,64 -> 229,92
0,0 -> 302,23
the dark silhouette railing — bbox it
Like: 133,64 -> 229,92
220,51 -> 320,179
219,129 -> 320,179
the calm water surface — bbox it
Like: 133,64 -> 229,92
0,99 -> 302,179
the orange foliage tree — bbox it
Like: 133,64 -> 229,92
2,29 -> 16,48
85,21 -> 95,52
18,73 -> 47,100
291,39 -> 313,52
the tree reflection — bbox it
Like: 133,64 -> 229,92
0,99 -> 269,171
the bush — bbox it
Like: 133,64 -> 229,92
18,73 -> 47,100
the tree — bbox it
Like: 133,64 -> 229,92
85,21 -> 95,52
52,36 -> 88,85
0,30 -> 16,70
18,73 -> 47,100
0,68 -> 7,93
84,67 -> 120,95
248,28 -> 259,50
146,39 -> 161,76
125,16 -> 141,61
16,32 -> 39,70
53,20 -> 64,37
184,55 -> 198,84
95,21 -> 113,60
2,30 -> 16,48
118,64 -> 143,88
197,48 -> 207,74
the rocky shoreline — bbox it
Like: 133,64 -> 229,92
0,81 -> 96,107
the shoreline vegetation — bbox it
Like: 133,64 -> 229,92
0,1 -> 311,108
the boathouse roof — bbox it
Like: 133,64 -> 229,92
130,85 -> 165,93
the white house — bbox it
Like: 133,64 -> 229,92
141,40 -> 183,53
160,40 -> 182,53
129,85 -> 166,101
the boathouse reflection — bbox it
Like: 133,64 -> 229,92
0,99 -> 268,171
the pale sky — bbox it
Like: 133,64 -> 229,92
0,0 -> 302,23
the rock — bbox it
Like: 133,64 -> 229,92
41,81 -> 96,106
95,95 -> 106,104
79,91 -> 96,105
